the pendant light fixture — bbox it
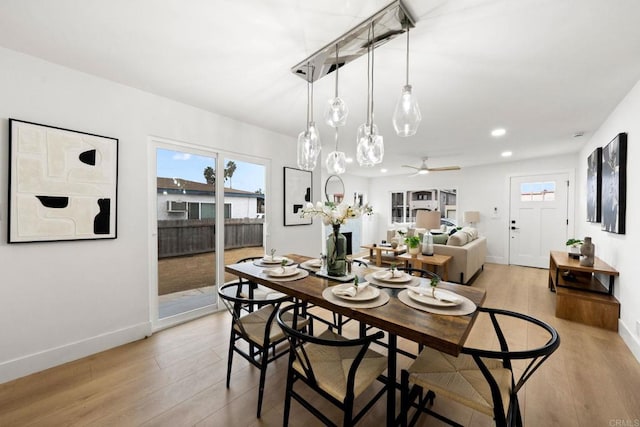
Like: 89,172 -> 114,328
324,44 -> 348,127
326,127 -> 346,174
297,63 -> 321,171
392,26 -> 421,137
356,22 -> 384,167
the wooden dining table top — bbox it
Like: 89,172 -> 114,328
224,254 -> 486,356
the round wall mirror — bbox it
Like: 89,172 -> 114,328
325,175 -> 345,203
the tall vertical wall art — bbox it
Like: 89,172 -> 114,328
8,119 -> 118,243
586,147 -> 602,222
283,166 -> 312,226
601,132 -> 627,234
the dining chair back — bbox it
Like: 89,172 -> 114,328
218,282 -> 305,418
401,307 -> 560,427
277,303 -> 388,427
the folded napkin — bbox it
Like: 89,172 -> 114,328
406,286 -> 462,303
333,285 -> 357,297
266,266 -> 297,276
375,270 -> 406,280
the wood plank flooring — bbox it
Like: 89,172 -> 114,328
1,263 -> 639,426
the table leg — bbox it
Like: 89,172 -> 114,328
387,334 -> 397,427
442,263 -> 449,281
376,250 -> 382,267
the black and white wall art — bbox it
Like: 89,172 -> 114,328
283,166 -> 312,226
601,132 -> 627,234
586,147 -> 602,223
8,119 -> 118,243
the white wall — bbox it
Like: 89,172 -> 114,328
0,47 -> 322,383
576,78 -> 640,361
366,154 -> 578,265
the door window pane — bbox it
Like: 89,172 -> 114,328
520,182 -> 555,201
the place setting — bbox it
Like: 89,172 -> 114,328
252,251 -> 295,268
364,268 -> 421,288
322,278 -> 390,308
260,264 -> 309,281
397,283 -> 477,315
299,257 -> 323,272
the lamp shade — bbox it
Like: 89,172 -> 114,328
463,211 -> 480,224
415,210 -> 441,230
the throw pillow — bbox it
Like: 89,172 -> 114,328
461,227 -> 478,241
432,234 -> 449,245
447,232 -> 469,246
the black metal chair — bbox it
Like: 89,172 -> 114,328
217,282 -> 306,418
400,307 -> 560,427
277,303 -> 388,426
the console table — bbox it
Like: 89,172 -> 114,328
396,252 -> 452,281
548,251 -> 620,331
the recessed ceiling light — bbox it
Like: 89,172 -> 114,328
491,128 -> 506,137
501,151 -> 512,157
345,157 -> 353,163
380,168 -> 388,173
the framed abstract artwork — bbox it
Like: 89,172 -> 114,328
8,119 -> 118,243
283,166 -> 312,226
586,147 -> 602,222
601,132 -> 627,234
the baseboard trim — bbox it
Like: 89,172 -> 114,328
485,256 -> 506,264
619,319 -> 640,364
0,321 -> 152,384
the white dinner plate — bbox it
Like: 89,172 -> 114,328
303,258 -> 323,268
331,283 -> 380,301
406,288 -> 462,307
265,266 -> 299,277
261,256 -> 287,264
372,270 -> 412,283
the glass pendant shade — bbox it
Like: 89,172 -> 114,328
326,150 -> 346,174
297,121 -> 321,170
356,123 -> 384,167
325,97 -> 349,127
392,84 -> 422,137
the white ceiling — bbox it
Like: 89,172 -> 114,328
1,0 -> 640,177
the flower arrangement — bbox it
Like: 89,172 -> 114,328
300,201 -> 373,226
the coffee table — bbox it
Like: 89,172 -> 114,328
360,243 -> 407,267
397,252 -> 452,281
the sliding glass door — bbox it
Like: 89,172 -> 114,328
156,147 -> 218,321
150,138 -> 269,330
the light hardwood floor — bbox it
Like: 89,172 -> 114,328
2,263 -> 639,426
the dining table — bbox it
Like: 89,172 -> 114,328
224,254 -> 487,426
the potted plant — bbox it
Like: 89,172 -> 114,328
405,235 -> 421,256
566,238 -> 583,259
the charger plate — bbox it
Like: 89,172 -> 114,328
322,287 -> 390,309
397,289 -> 476,315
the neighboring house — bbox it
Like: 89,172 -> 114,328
156,177 -> 265,221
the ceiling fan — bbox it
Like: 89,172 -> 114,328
401,157 -> 461,175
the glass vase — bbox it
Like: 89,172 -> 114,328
326,224 -> 347,276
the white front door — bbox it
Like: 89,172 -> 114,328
509,173 -> 569,268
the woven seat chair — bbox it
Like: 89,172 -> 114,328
277,303 -> 388,427
401,307 -> 560,427
218,282 -> 307,418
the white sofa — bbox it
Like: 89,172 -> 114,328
386,225 -> 486,284
433,235 -> 486,284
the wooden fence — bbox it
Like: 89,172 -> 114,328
157,218 -> 263,258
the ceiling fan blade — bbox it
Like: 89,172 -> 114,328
427,166 -> 461,172
401,165 -> 420,170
